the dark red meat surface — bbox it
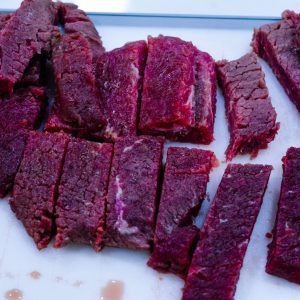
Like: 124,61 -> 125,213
45,33 -> 105,135
105,136 -> 164,249
96,40 -> 147,140
139,35 -> 216,144
54,139 -> 113,251
148,147 -> 215,277
10,132 -> 70,249
0,0 -> 58,95
183,164 -> 272,300
0,13 -> 13,30
252,12 -> 300,113
217,53 -> 279,160
266,147 -> 300,284
18,56 -> 43,87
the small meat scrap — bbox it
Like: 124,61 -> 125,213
266,147 -> 300,284
46,33 -> 105,135
148,147 -> 215,277
96,41 -> 147,140
105,136 -> 164,249
57,2 -> 105,61
54,139 -> 113,251
252,11 -> 300,112
10,132 -> 70,249
216,53 -> 279,160
139,35 -> 216,144
0,0 -> 58,95
183,164 -> 272,300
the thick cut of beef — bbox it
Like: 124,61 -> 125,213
55,140 -> 113,251
0,0 -> 58,95
105,136 -> 163,249
56,2 -> 105,62
10,132 -> 69,249
183,164 -> 272,300
139,35 -> 216,144
266,147 -> 300,284
252,12 -> 300,112
96,41 -> 147,140
45,33 -> 105,135
148,147 -> 215,277
217,53 -> 279,160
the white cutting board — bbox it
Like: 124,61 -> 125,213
1,11 -> 300,300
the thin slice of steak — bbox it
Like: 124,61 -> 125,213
10,132 -> 70,249
105,136 -> 164,249
266,147 -> 300,284
252,11 -> 300,113
96,40 -> 147,140
183,163 -> 272,300
139,35 -> 216,144
54,139 -> 113,251
216,52 -> 279,160
148,147 -> 215,277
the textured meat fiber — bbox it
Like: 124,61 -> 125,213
0,0 -> 58,95
105,136 -> 164,249
0,87 -> 45,133
46,33 -> 105,135
139,35 -> 216,144
148,147 -> 215,277
55,140 -> 113,251
217,53 -> 279,160
183,164 -> 272,300
56,2 -> 105,62
10,132 -> 69,250
0,13 -> 13,30
252,11 -> 300,113
266,147 -> 300,284
96,40 -> 147,140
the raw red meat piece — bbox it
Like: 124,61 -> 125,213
266,147 -> 300,284
0,0 -> 58,95
10,132 -> 70,249
54,139 -> 113,251
139,35 -> 216,144
183,164 -> 272,300
148,147 -> 215,277
217,53 -> 279,160
105,136 -> 164,249
252,12 -> 300,112
96,41 -> 147,140
56,2 -> 105,62
45,33 -> 105,135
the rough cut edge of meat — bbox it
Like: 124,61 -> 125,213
216,52 -> 279,161
54,140 -> 113,251
0,130 -> 28,198
251,12 -> 300,113
282,10 -> 300,47
147,147 -> 216,278
9,131 -> 70,250
139,35 -> 216,144
183,163 -> 272,300
96,40 -> 147,141
105,135 -> 164,250
0,13 -> 13,31
266,147 -> 300,284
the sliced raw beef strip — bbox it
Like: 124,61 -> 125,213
216,52 -> 279,160
0,0 -> 58,95
105,136 -> 164,249
266,147 -> 300,284
56,2 -> 105,62
96,40 -> 147,140
54,140 -> 113,251
10,132 -> 70,249
183,164 -> 272,300
45,33 -> 105,135
139,35 -> 216,144
148,147 -> 215,277
252,12 -> 300,112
